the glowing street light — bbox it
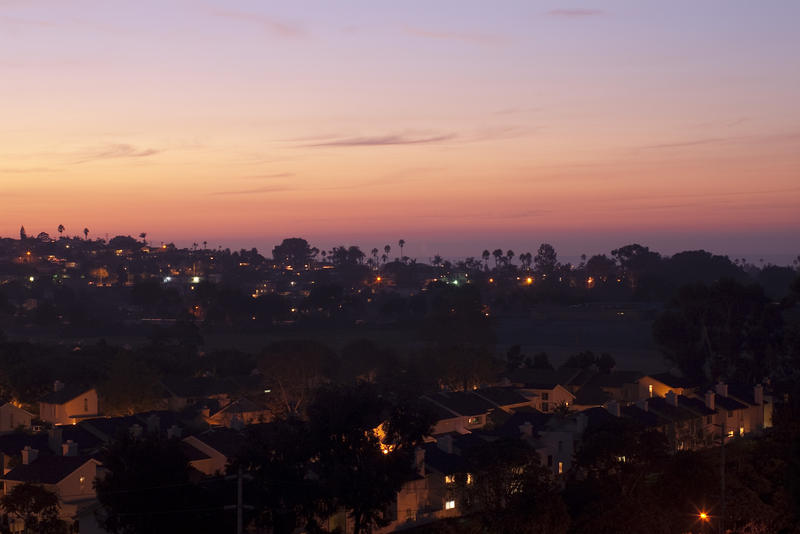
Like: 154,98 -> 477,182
699,512 -> 709,521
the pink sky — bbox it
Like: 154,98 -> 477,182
1,1 -> 798,261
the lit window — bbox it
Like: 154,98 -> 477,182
616,455 -> 627,463
739,427 -> 744,437
727,430 -> 734,438
648,384 -> 653,397
467,416 -> 481,425
444,475 -> 455,485
558,461 -> 563,474
466,473 -> 474,485
79,476 -> 85,487
445,500 -> 455,510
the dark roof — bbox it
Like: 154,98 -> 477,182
425,392 -> 495,417
193,428 -> 244,458
421,398 -> 458,420
60,425 -> 104,451
648,373 -> 696,390
474,387 -> 530,408
0,433 -> 49,456
726,384 -> 758,406
715,395 -> 748,411
587,371 -> 644,389
646,397 -> 699,422
506,368 -> 580,390
2,455 -> 96,484
572,385 -> 612,406
211,397 -> 268,418
581,407 -> 619,430
620,405 -> 667,428
499,409 -> 549,436
181,441 -> 211,462
40,384 -> 93,405
423,443 -> 468,474
678,396 -> 715,416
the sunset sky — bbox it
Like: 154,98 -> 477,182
2,1 -> 798,262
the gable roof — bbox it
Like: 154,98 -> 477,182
40,384 -> 94,405
2,455 -> 98,484
473,387 -> 530,408
572,385 -> 612,406
715,395 -> 748,411
424,392 -> 496,417
647,373 -> 696,390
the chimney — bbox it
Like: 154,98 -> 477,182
715,382 -> 728,398
414,447 -> 426,477
130,424 -> 143,438
62,440 -> 78,457
705,391 -> 715,411
53,380 -> 64,392
636,399 -> 649,412
606,400 -> 621,417
21,446 -> 38,465
665,390 -> 678,407
754,384 -> 763,405
437,434 -> 453,454
167,425 -> 182,439
146,414 -> 160,434
48,427 -> 63,454
519,421 -> 533,437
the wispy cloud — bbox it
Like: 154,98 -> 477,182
212,185 -> 295,196
641,137 -> 737,149
302,133 -> 456,148
74,144 -> 161,164
242,172 -> 295,180
404,26 -> 503,45
0,167 -> 54,173
548,9 -> 604,17
211,9 -> 304,38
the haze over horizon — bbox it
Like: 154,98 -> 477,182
2,0 -> 798,261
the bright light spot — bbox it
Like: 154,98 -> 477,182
376,276 -> 382,282
526,277 -> 533,285
264,389 -> 271,394
699,512 -> 709,521
192,276 -> 200,283
28,276 -> 35,282
452,280 -> 458,285
445,500 -> 455,510
163,277 -> 172,283
488,278 -> 494,283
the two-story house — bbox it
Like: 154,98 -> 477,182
38,382 -> 98,425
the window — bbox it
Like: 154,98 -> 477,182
467,416 -> 481,425
648,384 -> 653,397
706,415 -> 712,424
727,411 -> 733,418
84,398 -> 89,412
558,462 -> 563,474
444,475 -> 455,485
466,473 -> 474,485
542,402 -> 549,412
727,430 -> 734,438
445,500 -> 456,510
542,392 -> 549,401
739,427 -> 744,437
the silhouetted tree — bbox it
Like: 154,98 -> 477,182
272,238 -> 313,269
83,227 -> 89,240
57,224 -> 64,237
0,483 -> 69,534
534,243 -> 558,278
19,226 -> 26,240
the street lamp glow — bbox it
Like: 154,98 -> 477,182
699,512 -> 709,521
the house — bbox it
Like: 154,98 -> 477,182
644,392 -> 707,451
1,444 -> 102,529
0,402 -> 34,433
39,382 -> 99,425
182,427 -> 244,475
503,368 -> 577,412
422,392 -> 496,435
636,373 -> 695,401
473,387 -> 533,413
161,375 -> 263,412
204,397 -> 272,428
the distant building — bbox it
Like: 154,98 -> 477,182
39,382 -> 98,425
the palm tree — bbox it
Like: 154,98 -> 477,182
398,239 -> 405,261
83,227 -> 89,240
506,250 -> 514,266
57,224 -> 64,238
492,249 -> 503,268
139,232 -> 147,246
371,248 -> 379,269
203,241 -> 208,250
482,250 -> 490,270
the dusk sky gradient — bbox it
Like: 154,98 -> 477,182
2,1 -> 799,262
